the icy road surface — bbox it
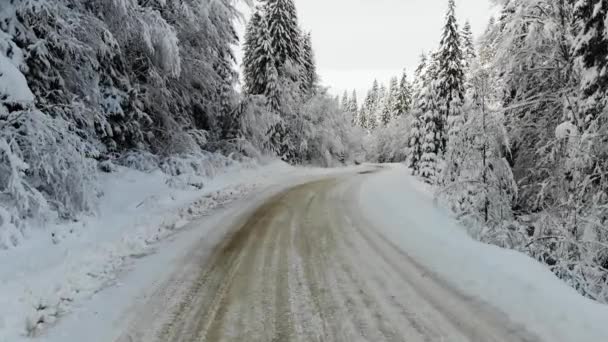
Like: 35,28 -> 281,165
119,170 -> 537,342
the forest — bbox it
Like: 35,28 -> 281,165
1,0 -> 608,307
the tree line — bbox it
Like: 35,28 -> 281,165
0,0 -> 361,248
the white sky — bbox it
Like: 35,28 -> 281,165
236,0 -> 499,99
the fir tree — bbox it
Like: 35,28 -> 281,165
360,80 -> 380,129
243,11 -> 267,95
265,0 -> 302,75
300,32 -> 317,96
348,90 -> 358,115
419,80 -> 442,184
408,113 -> 423,175
380,77 -> 398,126
393,70 -> 413,119
413,53 -> 428,97
437,0 -> 466,153
412,53 -> 442,182
243,12 -> 280,110
409,53 -> 429,173
264,56 -> 281,112
372,84 -> 387,130
574,0 -> 608,123
341,90 -> 349,111
461,21 -> 476,69
356,106 -> 367,128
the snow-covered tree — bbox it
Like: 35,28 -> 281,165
359,80 -> 380,130
461,21 -> 476,69
439,55 -> 516,229
437,0 -> 466,154
574,0 -> 608,122
244,11 -> 275,96
393,70 -> 413,120
300,32 -> 317,96
264,0 -> 302,76
408,114 -> 423,174
347,90 -> 358,118
412,53 -> 428,98
419,80 -> 443,184
373,114 -> 413,163
341,91 -> 349,111
379,78 -> 398,126
409,53 -> 430,173
371,84 -> 387,130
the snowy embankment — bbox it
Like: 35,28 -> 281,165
0,160 -> 344,342
359,164 -> 608,342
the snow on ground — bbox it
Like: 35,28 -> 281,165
0,159 -> 349,342
359,164 -> 608,342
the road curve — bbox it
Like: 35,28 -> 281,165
125,172 -> 538,342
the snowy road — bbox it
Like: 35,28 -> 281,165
120,170 -> 538,342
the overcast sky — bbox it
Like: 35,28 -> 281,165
237,0 -> 498,99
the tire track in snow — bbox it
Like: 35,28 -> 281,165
121,172 -> 540,342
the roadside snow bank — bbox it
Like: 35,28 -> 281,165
0,159 -> 294,341
359,164 -> 608,342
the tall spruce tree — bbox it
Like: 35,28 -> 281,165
409,114 -> 423,175
265,0 -> 302,76
574,0 -> 608,123
348,90 -> 358,115
243,11 -> 270,95
300,32 -> 317,95
437,0 -> 466,153
242,12 -> 279,110
380,77 -> 399,125
409,53 -> 430,173
412,53 -> 428,97
372,84 -> 387,130
419,79 -> 442,184
341,90 -> 349,111
393,70 -> 413,119
461,21 -> 476,69
360,80 -> 380,129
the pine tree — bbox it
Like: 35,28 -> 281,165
412,53 -> 442,182
574,0 -> 608,123
265,0 -> 302,75
264,56 -> 281,112
360,80 -> 380,129
393,70 -> 413,119
412,53 -> 428,97
409,53 -> 429,173
243,11 -> 280,110
419,80 -> 442,184
437,0 -> 466,153
372,84 -> 387,130
341,90 -> 349,111
348,90 -> 358,115
408,114 -> 423,175
300,32 -> 317,96
356,106 -> 367,128
380,77 -> 398,126
243,11 -> 268,95
461,21 -> 476,69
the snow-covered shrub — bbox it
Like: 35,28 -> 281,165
159,151 -> 256,190
115,151 -> 160,173
291,92 -> 363,166
371,115 -> 413,163
237,95 -> 281,157
0,109 -> 99,248
160,152 -> 236,179
0,28 -> 99,248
